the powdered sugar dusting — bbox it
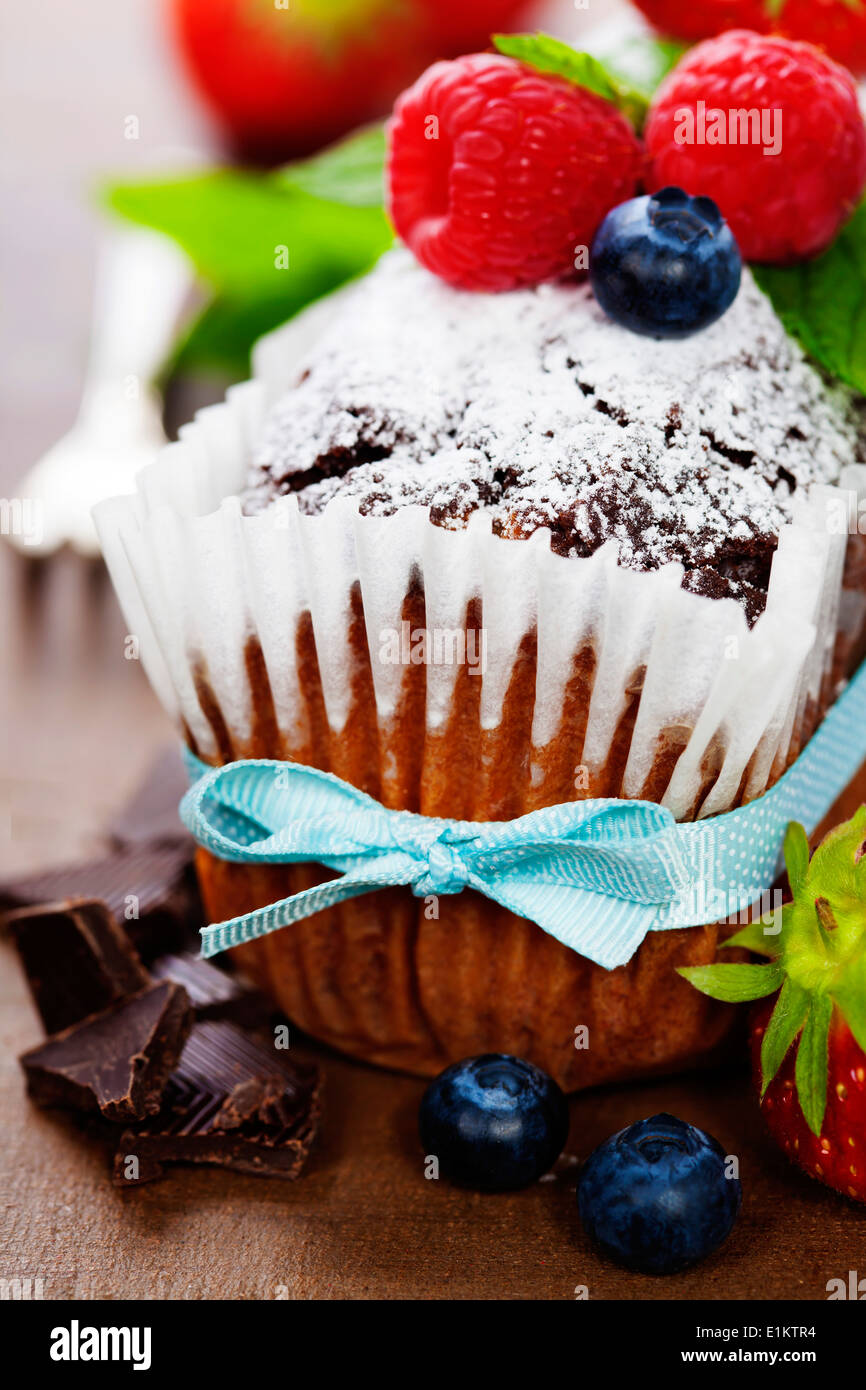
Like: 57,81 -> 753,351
243,248 -> 865,621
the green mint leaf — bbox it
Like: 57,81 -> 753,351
760,976 -> 810,1094
278,124 -> 386,208
104,170 -> 392,375
719,918 -> 783,958
794,994 -> 833,1135
783,821 -> 810,898
597,35 -> 688,98
166,288 -> 325,381
492,32 -> 649,131
752,201 -> 866,395
677,960 -> 783,1002
106,172 -> 392,294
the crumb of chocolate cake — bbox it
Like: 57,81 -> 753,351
243,249 -> 866,622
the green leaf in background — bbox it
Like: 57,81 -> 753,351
600,35 -> 687,99
106,157 -> 393,377
753,201 -> 866,395
107,173 -> 391,296
492,32 -> 650,132
278,123 -> 386,208
166,291 -> 319,381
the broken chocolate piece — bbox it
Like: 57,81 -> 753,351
20,980 -> 193,1122
0,842 -> 201,961
7,899 -> 150,1033
150,952 -> 271,1026
107,747 -> 192,851
113,1021 -> 320,1185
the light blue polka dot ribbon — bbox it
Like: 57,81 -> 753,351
181,661 -> 866,970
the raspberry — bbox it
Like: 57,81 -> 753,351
645,31 -> 866,263
386,53 -> 643,292
633,0 -> 866,75
631,1 -> 768,45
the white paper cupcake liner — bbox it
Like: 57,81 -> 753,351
94,292 -> 866,824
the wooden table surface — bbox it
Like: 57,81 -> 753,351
2,0 -> 865,1303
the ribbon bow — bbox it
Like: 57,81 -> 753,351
181,760 -> 691,968
180,659 -> 866,970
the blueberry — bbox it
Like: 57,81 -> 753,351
419,1054 -> 569,1191
577,1113 -> 741,1275
590,188 -> 742,339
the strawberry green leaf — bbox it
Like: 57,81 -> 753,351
831,956 -> 866,1055
807,804 -> 866,893
677,960 -> 783,1001
783,821 -> 810,898
752,202 -> 866,395
277,124 -> 386,208
492,33 -> 649,132
804,804 -> 866,957
760,976 -> 810,1094
794,993 -> 833,1136
719,918 -> 782,958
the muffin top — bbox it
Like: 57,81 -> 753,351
243,249 -> 865,623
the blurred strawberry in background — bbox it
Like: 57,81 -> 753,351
630,0 -> 866,74
169,0 -> 535,160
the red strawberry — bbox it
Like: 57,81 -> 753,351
632,0 -> 866,75
169,0 -> 534,161
645,31 -> 866,263
682,809 -> 866,1203
386,52 -> 643,291
750,996 -> 866,1200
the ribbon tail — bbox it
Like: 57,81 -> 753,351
474,875 -> 667,970
200,872 -> 386,958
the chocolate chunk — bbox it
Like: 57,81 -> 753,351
20,981 -> 193,1122
0,842 -> 201,961
150,952 -> 272,1027
107,747 -> 192,850
6,899 -> 150,1033
113,1022 -> 320,1185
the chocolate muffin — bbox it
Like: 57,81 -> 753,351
96,249 -> 866,1089
245,249 -> 865,628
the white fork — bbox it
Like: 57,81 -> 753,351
7,226 -> 190,557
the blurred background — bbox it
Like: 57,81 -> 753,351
0,0 -> 640,499
1,0 -> 636,882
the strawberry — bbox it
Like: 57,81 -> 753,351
632,0 -> 866,75
680,808 -> 866,1202
169,0 -> 534,161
